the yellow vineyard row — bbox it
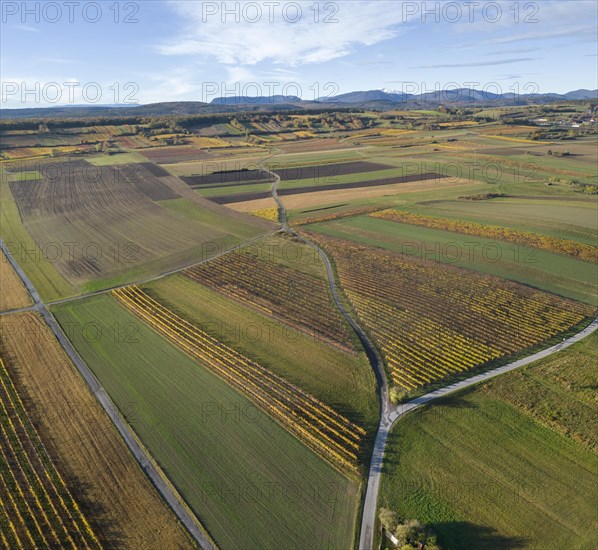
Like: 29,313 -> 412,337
371,209 -> 597,263
112,286 -> 364,474
311,234 -> 594,391
0,354 -> 100,549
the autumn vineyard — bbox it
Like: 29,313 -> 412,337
0,353 -> 100,549
183,248 -> 355,350
112,286 -> 365,473
311,235 -> 595,390
371,209 -> 598,262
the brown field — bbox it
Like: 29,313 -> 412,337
270,161 -> 394,181
136,162 -> 171,177
141,145 -> 269,165
229,177 -> 477,212
140,146 -> 213,164
161,155 -> 270,177
0,249 -> 32,312
0,312 -> 192,548
228,196 -> 278,213
181,169 -> 273,188
210,191 -> 271,204
276,172 -> 444,195
8,159 -> 269,285
211,173 -> 445,205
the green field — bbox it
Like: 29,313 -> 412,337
412,197 -> 598,245
308,215 -> 597,304
86,152 -> 147,165
144,274 -> 379,433
378,333 -> 598,550
53,294 -> 360,550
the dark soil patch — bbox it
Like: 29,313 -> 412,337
271,161 -> 394,181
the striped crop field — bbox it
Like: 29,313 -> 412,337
112,286 -> 365,473
311,235 -> 595,391
183,247 -> 355,350
0,353 -> 100,549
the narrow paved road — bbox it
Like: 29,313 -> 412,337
262,163 -> 598,550
0,238 -> 216,550
262,163 -> 395,548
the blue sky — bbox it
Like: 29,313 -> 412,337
1,0 -> 596,106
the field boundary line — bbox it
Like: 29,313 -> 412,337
0,238 -> 217,550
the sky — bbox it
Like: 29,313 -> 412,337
1,0 -> 597,107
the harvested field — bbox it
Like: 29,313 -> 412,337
0,312 -> 192,548
0,249 -> 32,312
277,173 -> 444,195
210,191 -> 271,204
7,159 -> 268,286
225,177 -> 474,211
210,173 -> 444,204
136,162 -> 170,177
139,146 -> 213,164
276,138 -> 356,153
270,161 -> 394,181
227,196 -> 278,213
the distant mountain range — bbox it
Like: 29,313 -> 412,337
314,88 -> 598,104
1,89 -> 596,120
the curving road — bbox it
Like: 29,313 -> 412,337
262,162 -> 394,548
0,238 -> 216,550
261,163 -> 598,550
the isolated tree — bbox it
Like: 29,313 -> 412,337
394,519 -> 440,549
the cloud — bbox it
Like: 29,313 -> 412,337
484,47 -> 539,56
39,57 -> 76,65
14,24 -> 39,33
351,60 -> 395,66
137,68 -> 204,103
158,1 -> 405,65
481,25 -> 597,46
411,57 -> 539,69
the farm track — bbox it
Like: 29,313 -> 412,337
4,153 -> 597,549
0,238 -> 216,550
260,159 -> 598,550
